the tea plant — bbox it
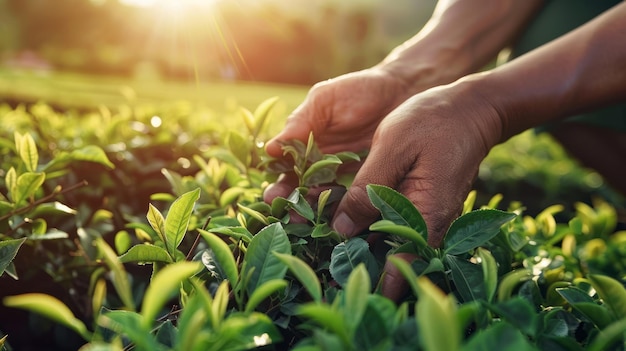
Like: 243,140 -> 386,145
1,98 -> 625,351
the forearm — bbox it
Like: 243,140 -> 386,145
471,1 -> 626,142
377,0 -> 543,92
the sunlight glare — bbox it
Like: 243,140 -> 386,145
119,0 -> 219,11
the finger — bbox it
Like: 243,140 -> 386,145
262,172 -> 300,203
380,252 -> 418,301
265,105 -> 314,158
331,137 -> 412,237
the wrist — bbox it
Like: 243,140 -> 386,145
374,42 -> 473,95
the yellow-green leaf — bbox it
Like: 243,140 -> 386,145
140,261 -> 202,329
4,293 -> 91,340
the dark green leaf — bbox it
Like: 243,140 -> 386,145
198,229 -> 239,286
274,252 -> 322,303
0,238 -> 27,277
286,190 -> 315,222
297,304 -> 350,344
354,295 -> 397,350
366,184 -> 427,238
485,297 -> 538,338
444,209 -> 516,255
446,255 -> 486,302
556,286 -> 595,305
588,274 -> 626,322
571,302 -> 613,329
303,156 -> 342,187
461,322 -> 536,351
243,223 -> 291,295
155,320 -> 177,348
329,238 -> 378,289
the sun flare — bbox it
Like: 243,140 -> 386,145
119,0 -> 220,12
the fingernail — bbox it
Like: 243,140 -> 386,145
332,212 -> 355,237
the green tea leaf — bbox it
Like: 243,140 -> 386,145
70,145 -> 115,169
118,244 -> 173,264
4,293 -> 91,341
252,96 -> 279,138
587,317 -> 626,351
353,295 -> 398,350
0,238 -> 26,277
140,261 -> 202,329
243,223 -> 291,295
164,188 -> 200,253
114,230 -> 132,255
485,297 -> 538,337
211,280 -> 230,329
302,156 -> 342,187
100,310 -> 158,350
446,255 -> 486,302
286,190 -> 315,222
238,203 -> 270,226
147,203 -> 166,243
387,255 -> 420,297
570,302 -> 612,329
317,189 -> 332,220
460,321 -> 536,351
240,107 -> 256,136
369,219 -> 427,249
16,132 -> 38,172
274,252 -> 322,303
228,131 -> 251,169
174,293 -> 207,351
476,247 -> 498,302
329,238 -> 378,289
588,274 -> 626,322
5,167 -> 16,201
245,279 -> 287,313
297,304 -> 350,345
344,264 -> 370,333
497,269 -> 532,301
366,184 -> 427,238
14,172 -> 45,205
416,277 -> 460,351
198,229 -> 239,285
96,238 -> 135,311
444,209 -> 516,255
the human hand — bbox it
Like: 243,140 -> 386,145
332,82 -> 503,247
263,67 -> 417,203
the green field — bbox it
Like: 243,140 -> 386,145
0,68 -> 309,113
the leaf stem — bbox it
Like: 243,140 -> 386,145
0,180 -> 88,222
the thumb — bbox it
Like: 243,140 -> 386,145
265,107 -> 314,158
331,140 -> 409,237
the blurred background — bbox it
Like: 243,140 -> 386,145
0,0 -> 436,85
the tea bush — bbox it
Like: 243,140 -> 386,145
0,98 -> 624,351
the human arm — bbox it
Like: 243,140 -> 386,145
264,0 -> 542,200
332,1 -> 626,243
